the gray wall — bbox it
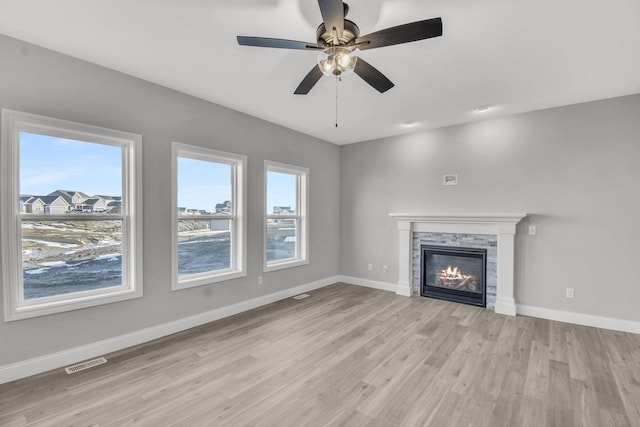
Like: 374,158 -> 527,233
0,35 -> 341,365
2,30 -> 639,368
340,94 -> 640,322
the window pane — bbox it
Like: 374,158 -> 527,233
178,157 -> 231,215
19,132 -> 123,214
267,171 -> 296,215
178,219 -> 231,276
22,220 -> 123,300
266,218 -> 297,262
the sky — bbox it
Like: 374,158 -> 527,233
20,132 -> 297,212
177,158 -> 297,212
177,157 -> 231,212
267,171 -> 297,214
20,132 -> 123,197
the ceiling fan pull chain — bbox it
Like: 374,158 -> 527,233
335,76 -> 339,128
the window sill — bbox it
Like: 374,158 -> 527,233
264,258 -> 309,273
172,270 -> 247,291
6,287 -> 143,322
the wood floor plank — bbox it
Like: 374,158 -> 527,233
523,338 -> 550,400
570,378 -> 604,427
548,320 -> 570,363
1,283 -> 638,426
0,412 -> 26,427
514,396 -> 547,427
566,326 -> 591,381
322,407 -> 372,427
488,369 -> 527,427
546,360 -> 574,426
610,364 -> 640,426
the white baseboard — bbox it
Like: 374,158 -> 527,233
6,279 -> 637,385
395,282 -> 412,297
517,304 -> 640,334
339,276 -> 640,334
494,297 -> 517,317
338,277 -> 640,334
0,275 -> 340,385
338,275 -> 396,293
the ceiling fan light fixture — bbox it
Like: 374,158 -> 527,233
318,47 -> 358,77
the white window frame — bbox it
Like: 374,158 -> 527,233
0,109 -> 143,321
264,160 -> 309,272
171,142 -> 247,290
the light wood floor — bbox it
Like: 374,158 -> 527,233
1,283 -> 639,426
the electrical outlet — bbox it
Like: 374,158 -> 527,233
257,276 -> 263,285
565,288 -> 574,298
367,263 -> 373,271
529,225 -> 537,235
383,265 -> 389,273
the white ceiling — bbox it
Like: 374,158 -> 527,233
1,0 -> 639,145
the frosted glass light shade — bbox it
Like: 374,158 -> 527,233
317,47 -> 358,77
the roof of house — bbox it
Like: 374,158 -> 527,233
95,195 -> 122,201
38,195 -> 70,205
83,198 -> 105,205
48,190 -> 90,203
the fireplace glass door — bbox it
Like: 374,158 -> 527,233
421,245 -> 487,307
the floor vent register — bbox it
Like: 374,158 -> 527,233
64,357 -> 108,374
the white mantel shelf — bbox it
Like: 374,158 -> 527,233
389,213 -> 528,224
389,213 -> 527,316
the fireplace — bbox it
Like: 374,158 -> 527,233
421,245 -> 487,307
390,213 -> 526,315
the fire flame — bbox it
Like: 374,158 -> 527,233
437,265 -> 478,291
440,265 -> 471,281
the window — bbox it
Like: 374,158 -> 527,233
264,161 -> 308,271
1,110 -> 142,321
171,142 -> 246,290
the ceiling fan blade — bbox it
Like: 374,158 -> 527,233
318,0 -> 344,42
237,36 -> 321,50
355,17 -> 443,51
294,66 -> 324,95
354,58 -> 394,93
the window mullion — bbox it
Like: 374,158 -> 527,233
20,214 -> 125,221
178,215 -> 234,221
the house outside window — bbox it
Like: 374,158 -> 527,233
0,110 -> 143,321
171,142 -> 247,290
264,160 -> 309,272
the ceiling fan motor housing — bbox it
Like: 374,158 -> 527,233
316,19 -> 360,47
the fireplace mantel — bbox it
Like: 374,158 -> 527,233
389,213 -> 527,316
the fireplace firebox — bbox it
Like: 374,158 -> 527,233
421,245 -> 487,307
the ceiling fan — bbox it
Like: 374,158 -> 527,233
237,0 -> 443,95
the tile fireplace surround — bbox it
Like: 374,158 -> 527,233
389,213 -> 527,316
